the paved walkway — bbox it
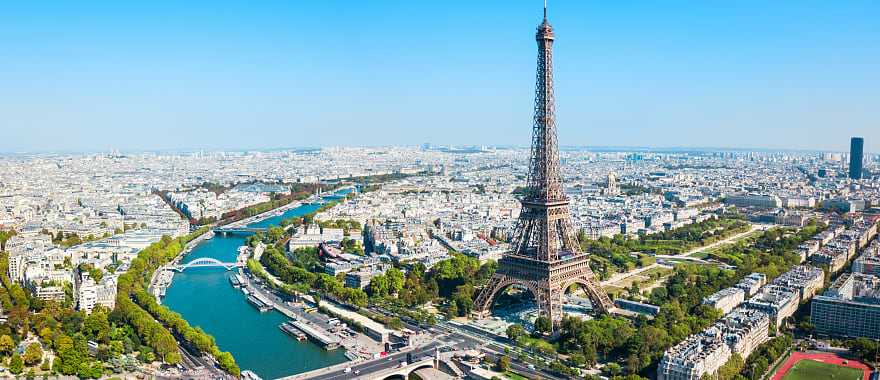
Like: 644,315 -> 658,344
681,223 -> 765,257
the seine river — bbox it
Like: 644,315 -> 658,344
164,193 -> 350,379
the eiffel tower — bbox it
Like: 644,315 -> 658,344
473,3 -> 614,326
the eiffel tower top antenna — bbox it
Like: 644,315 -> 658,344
544,0 -> 548,21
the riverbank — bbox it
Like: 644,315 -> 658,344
149,197 -> 309,299
245,243 -> 387,359
148,229 -> 214,301
221,200 -> 304,229
161,190 -> 355,378
243,267 -> 385,357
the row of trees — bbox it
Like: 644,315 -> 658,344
218,183 -> 340,225
846,337 -> 880,364
115,229 -> 240,376
739,334 -> 792,380
53,231 -> 106,248
131,289 -> 237,373
317,219 -> 361,235
340,172 -> 422,193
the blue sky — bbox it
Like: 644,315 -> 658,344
1,1 -> 878,153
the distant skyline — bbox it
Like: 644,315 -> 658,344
2,1 -> 878,153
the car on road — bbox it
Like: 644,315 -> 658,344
344,367 -> 351,373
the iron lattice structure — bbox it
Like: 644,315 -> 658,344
473,8 -> 614,325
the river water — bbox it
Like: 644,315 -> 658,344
163,193 -> 350,379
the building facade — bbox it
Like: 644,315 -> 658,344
812,273 -> 880,339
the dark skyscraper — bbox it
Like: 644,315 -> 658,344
850,137 -> 864,180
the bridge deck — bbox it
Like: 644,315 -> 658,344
170,259 -> 243,271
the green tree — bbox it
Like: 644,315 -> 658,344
83,310 -> 110,342
846,337 -> 879,362
386,268 -> 405,294
445,302 -> 459,319
88,268 -> 103,282
506,324 -> 526,341
495,356 -> 511,372
606,362 -> 622,377
0,334 -> 13,356
716,353 -> 744,380
388,317 -> 404,330
10,352 -> 23,374
24,343 -> 43,366
368,275 -> 390,298
451,285 -> 474,316
534,316 -> 553,335
216,351 -> 240,377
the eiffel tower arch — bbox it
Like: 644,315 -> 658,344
473,3 -> 614,328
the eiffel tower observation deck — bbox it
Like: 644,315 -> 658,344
473,2 -> 615,328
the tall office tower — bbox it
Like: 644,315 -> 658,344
850,137 -> 864,180
473,4 -> 613,327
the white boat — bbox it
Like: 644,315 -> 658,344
241,370 -> 263,380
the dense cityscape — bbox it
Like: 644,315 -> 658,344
3,2 -> 880,380
1,137 -> 879,380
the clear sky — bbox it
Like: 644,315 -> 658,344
1,1 -> 878,153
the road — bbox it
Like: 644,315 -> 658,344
433,322 -> 565,380
290,319 -> 565,380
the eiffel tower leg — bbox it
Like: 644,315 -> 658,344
550,287 -> 563,326
582,276 -> 615,313
530,286 -> 549,322
563,276 -> 615,314
473,273 -> 507,319
535,284 -> 563,328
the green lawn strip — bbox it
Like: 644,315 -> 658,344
504,371 -> 530,380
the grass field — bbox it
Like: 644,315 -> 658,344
504,371 -> 529,380
782,359 -> 863,380
689,229 -> 763,258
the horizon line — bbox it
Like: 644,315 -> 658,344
0,144 -> 874,156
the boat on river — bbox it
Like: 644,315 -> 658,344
229,274 -> 243,288
241,370 -> 263,380
247,294 -> 273,312
279,322 -> 307,341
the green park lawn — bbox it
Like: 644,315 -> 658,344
504,371 -> 530,380
782,359 -> 863,380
